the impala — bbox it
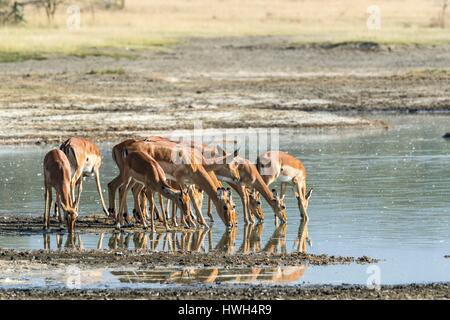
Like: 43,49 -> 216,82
124,139 -> 237,228
108,138 -> 231,226
43,149 -> 78,233
60,137 -> 109,216
117,151 -> 191,231
257,151 -> 312,221
214,154 -> 287,224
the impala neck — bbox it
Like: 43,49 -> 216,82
161,184 -> 179,200
253,173 -> 276,209
58,181 -> 73,210
194,168 -> 221,206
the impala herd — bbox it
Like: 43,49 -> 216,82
43,137 -> 312,233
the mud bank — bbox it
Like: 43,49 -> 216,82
0,283 -> 448,300
0,216 -> 377,266
3,37 -> 450,144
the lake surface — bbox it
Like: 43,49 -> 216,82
0,115 -> 449,288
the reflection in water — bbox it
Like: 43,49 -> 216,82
37,221 -> 311,255
43,232 -> 84,251
111,265 -> 307,285
294,220 -> 311,254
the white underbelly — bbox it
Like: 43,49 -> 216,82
278,174 -> 292,183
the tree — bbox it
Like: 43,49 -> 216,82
0,1 -> 25,25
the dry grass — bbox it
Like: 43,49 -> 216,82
0,0 -> 450,59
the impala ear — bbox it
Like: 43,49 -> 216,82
281,194 -> 285,201
216,145 -> 227,157
306,188 -> 313,200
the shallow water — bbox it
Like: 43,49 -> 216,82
0,115 -> 449,288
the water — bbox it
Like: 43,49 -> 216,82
0,115 -> 449,288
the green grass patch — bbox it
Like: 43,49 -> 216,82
86,67 -> 126,75
0,51 -> 47,63
401,69 -> 450,78
68,48 -> 140,60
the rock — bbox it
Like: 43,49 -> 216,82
443,133 -> 450,139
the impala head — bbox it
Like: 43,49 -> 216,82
216,145 -> 240,182
248,189 -> 265,221
295,188 -> 313,220
62,204 -> 78,234
270,189 -> 287,223
174,187 -> 191,218
228,159 -> 241,182
217,187 -> 237,228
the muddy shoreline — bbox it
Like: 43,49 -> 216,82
1,36 -> 450,145
0,215 -> 376,267
1,283 -> 448,300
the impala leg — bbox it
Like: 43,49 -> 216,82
130,182 -> 141,223
145,189 -> 156,232
117,185 -> 130,223
43,185 -> 51,230
293,179 -> 309,221
158,193 -> 170,230
165,198 -> 171,221
280,182 -> 287,199
94,167 -> 109,216
71,169 -> 83,211
133,184 -> 147,229
171,200 -> 178,227
117,177 -> 133,229
107,174 -> 123,217
55,193 -> 64,229
53,193 -> 58,218
207,197 -> 213,221
242,186 -> 254,224
147,192 -> 155,220
188,187 -> 207,227
140,189 -> 148,222
157,193 -> 165,222
74,176 -> 83,212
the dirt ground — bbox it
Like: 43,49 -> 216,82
2,36 -> 450,145
0,284 -> 448,300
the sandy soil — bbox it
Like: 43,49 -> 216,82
3,36 -> 450,144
